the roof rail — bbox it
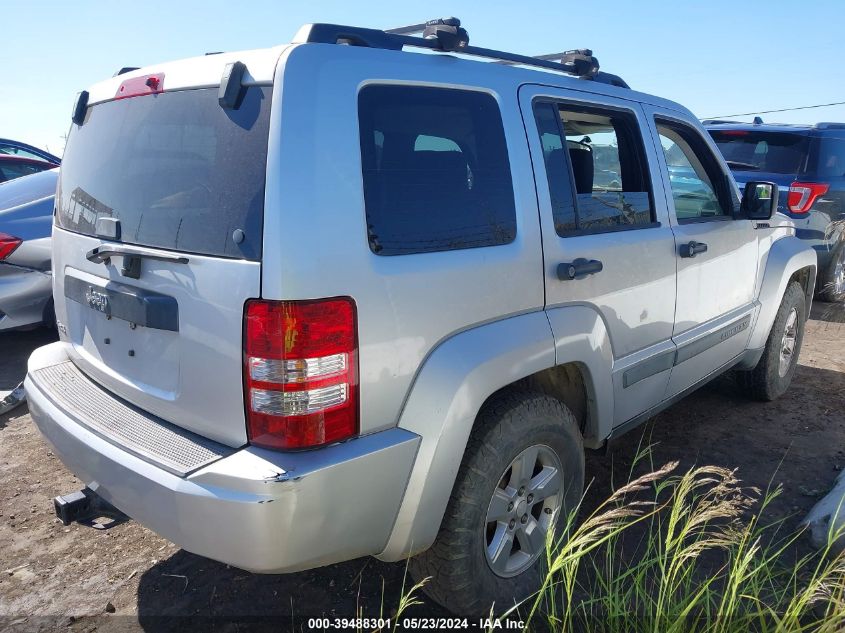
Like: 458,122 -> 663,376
815,122 -> 845,130
113,67 -> 139,77
295,18 -> 629,88
700,119 -> 743,125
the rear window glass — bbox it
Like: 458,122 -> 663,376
358,85 -> 516,256
708,130 -> 808,175
56,87 -> 271,260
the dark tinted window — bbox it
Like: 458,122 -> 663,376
533,102 -> 654,235
0,160 -> 51,182
810,136 -> 845,178
358,85 -> 516,256
56,87 -> 271,260
709,130 -> 809,175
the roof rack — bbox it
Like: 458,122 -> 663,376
700,119 -> 744,125
815,122 -> 845,130
296,17 -> 629,88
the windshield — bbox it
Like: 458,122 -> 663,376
708,130 -> 808,175
56,86 -> 271,260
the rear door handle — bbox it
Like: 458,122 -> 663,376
679,241 -> 708,258
557,258 -> 603,281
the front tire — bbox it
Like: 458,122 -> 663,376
410,390 -> 584,615
737,281 -> 806,401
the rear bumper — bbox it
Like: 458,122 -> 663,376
25,342 -> 419,573
0,264 -> 51,330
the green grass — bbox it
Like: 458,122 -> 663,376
398,446 -> 845,632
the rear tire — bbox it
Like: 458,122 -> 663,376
736,281 -> 806,401
820,243 -> 845,303
410,390 -> 584,615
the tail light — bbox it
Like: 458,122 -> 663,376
0,233 -> 22,260
787,182 -> 829,213
243,297 -> 358,450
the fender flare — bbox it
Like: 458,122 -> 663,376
746,236 -> 817,354
377,307 -> 614,561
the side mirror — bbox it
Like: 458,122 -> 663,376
742,181 -> 779,220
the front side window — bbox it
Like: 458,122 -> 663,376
657,122 -> 732,222
358,85 -> 516,256
533,102 -> 654,236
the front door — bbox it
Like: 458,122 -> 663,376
645,109 -> 759,398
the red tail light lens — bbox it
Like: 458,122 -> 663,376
243,297 -> 358,450
0,233 -> 22,260
787,182 -> 829,213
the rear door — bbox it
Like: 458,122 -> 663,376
52,83 -> 272,447
646,110 -> 758,398
519,85 -> 678,426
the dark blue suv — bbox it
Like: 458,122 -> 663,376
705,121 -> 845,302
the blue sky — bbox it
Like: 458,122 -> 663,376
3,0 -> 844,156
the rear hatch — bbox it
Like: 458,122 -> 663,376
52,82 -> 272,447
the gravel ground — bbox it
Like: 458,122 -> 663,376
0,303 -> 843,631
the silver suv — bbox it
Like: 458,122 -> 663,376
26,19 -> 816,614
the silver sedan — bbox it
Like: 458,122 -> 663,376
0,168 -> 57,331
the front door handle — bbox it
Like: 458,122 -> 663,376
557,258 -> 603,281
679,241 -> 708,258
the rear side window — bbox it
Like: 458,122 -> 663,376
810,136 -> 845,179
56,87 -> 271,260
533,102 -> 655,236
358,85 -> 516,256
708,130 -> 809,175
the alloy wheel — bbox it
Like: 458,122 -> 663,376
778,307 -> 799,377
484,444 -> 563,578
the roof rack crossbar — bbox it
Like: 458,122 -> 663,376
299,19 -> 629,88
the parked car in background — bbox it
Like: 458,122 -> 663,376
0,155 -> 58,183
0,138 -> 61,165
705,121 -> 845,301
0,169 -> 57,330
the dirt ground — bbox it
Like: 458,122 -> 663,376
0,303 -> 843,631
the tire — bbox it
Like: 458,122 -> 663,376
42,298 -> 56,330
820,243 -> 845,303
409,390 -> 584,615
736,281 -> 806,401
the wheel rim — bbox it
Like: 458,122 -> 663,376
484,444 -> 563,578
833,252 -> 845,297
778,308 -> 799,377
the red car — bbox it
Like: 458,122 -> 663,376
0,155 -> 58,183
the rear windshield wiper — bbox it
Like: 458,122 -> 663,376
725,160 -> 760,171
86,244 -> 189,279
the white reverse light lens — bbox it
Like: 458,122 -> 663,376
249,353 -> 347,384
251,384 -> 348,416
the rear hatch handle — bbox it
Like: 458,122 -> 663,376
86,245 -> 189,279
